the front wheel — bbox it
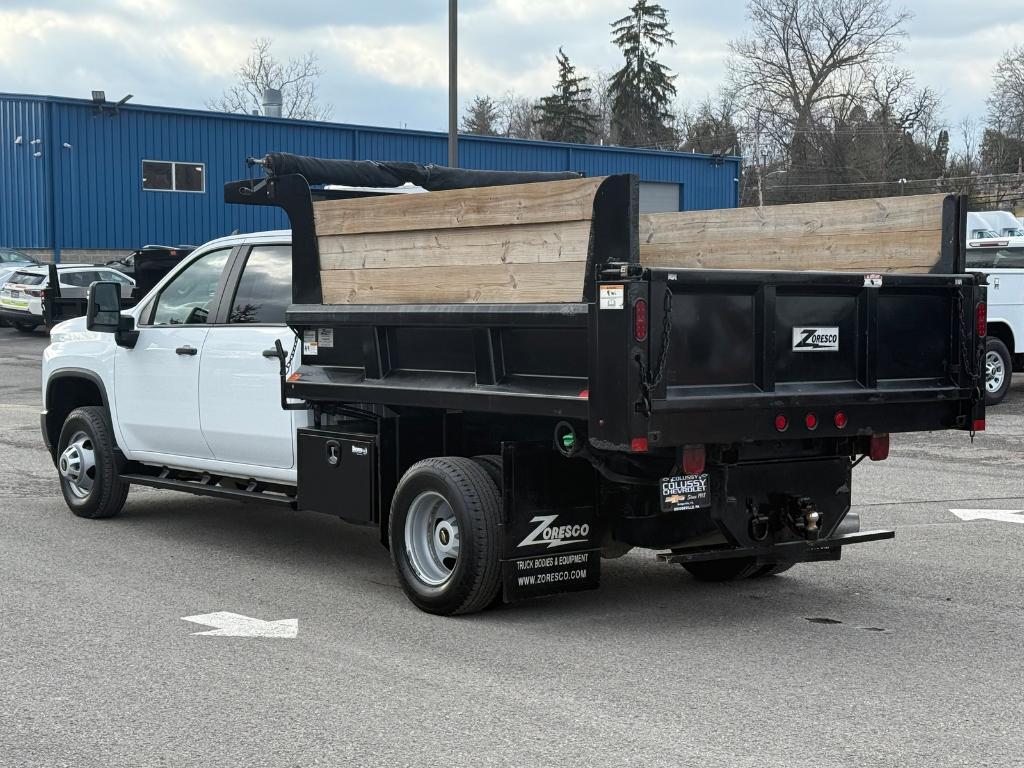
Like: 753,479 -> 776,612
985,337 -> 1012,406
389,457 -> 502,615
56,406 -> 128,519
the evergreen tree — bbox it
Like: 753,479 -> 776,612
609,1 -> 678,148
534,48 -> 598,144
461,95 -> 501,136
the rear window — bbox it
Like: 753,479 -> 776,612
10,272 -> 45,286
966,247 -> 1024,269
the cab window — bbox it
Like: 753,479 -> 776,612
148,249 -> 231,325
227,245 -> 291,325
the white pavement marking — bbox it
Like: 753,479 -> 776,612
181,611 -> 298,638
950,509 -> 1024,525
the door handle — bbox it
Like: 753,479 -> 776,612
262,348 -> 281,358
175,345 -> 198,356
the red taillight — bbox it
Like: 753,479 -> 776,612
633,299 -> 648,342
682,444 -> 705,475
973,419 -> 985,431
805,413 -> 818,430
630,436 -> 649,453
25,288 -> 43,298
834,411 -> 848,429
977,302 -> 987,338
774,414 -> 788,432
869,434 -> 890,461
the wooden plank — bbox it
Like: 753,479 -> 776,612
639,193 -> 948,273
640,230 -> 942,273
314,176 -> 605,236
320,261 -> 587,304
640,194 -> 947,242
319,220 -> 591,270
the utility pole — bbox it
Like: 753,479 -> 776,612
448,0 -> 458,167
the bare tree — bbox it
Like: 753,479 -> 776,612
987,45 -> 1024,139
728,0 -> 912,197
496,91 -> 541,140
208,38 -> 332,121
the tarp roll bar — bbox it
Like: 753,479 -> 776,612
258,152 -> 583,191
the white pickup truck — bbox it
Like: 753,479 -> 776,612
42,231 -> 307,519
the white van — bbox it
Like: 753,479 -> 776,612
966,243 -> 1024,404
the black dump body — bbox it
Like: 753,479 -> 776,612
225,156 -> 986,591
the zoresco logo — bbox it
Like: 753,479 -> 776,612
517,514 -> 591,549
792,326 -> 839,352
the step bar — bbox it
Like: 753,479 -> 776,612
120,472 -> 296,509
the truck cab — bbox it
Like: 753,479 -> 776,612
42,230 -> 308,489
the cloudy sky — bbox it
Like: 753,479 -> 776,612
0,0 -> 1018,141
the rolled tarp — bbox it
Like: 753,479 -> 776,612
261,152 -> 583,191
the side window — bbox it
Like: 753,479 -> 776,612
227,245 -> 292,325
149,249 -> 231,326
60,272 -> 98,287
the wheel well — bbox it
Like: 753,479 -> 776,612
44,375 -> 106,462
987,322 -> 1015,354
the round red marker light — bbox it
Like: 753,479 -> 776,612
805,413 -> 818,430
774,414 -> 788,432
834,411 -> 848,429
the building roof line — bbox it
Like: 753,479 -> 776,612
0,91 -> 742,163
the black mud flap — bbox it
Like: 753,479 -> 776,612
499,443 -> 602,603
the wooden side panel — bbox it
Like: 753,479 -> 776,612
316,176 -> 607,304
319,221 -> 591,270
321,262 -> 586,304
640,193 -> 948,273
314,176 -> 604,236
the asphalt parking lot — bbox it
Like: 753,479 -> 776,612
1,326 -> 1022,768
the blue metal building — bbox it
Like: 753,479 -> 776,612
0,93 -> 740,261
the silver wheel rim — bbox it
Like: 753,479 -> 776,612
404,491 -> 461,587
986,350 -> 1006,393
59,430 -> 96,499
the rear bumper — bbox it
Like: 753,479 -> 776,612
0,306 -> 42,324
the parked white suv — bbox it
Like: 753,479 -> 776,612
1,265 -> 133,332
42,231 -> 307,517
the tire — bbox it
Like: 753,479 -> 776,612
682,557 -> 761,581
985,337 -> 1012,406
56,406 -> 129,519
389,457 -> 503,615
13,320 -> 38,333
750,562 -> 796,578
472,454 -> 503,489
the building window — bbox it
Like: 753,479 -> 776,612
142,160 -> 205,193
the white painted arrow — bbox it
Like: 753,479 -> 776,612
181,611 -> 297,638
950,509 -> 1024,525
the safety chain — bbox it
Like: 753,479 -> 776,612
285,330 -> 300,372
635,285 -> 674,415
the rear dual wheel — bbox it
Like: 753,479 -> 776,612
389,457 -> 502,616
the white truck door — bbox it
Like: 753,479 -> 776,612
199,244 -> 302,469
114,248 -> 233,458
